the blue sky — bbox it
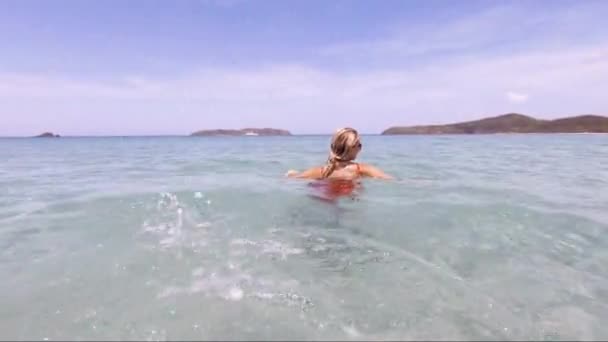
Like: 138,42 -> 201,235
1,0 -> 607,135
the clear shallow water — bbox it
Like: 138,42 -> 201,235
1,135 -> 607,340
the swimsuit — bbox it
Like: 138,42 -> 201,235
308,163 -> 362,201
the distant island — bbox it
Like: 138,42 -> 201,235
382,114 -> 608,135
190,128 -> 292,136
35,132 -> 61,138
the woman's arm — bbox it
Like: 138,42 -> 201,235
285,167 -> 323,179
359,163 -> 394,180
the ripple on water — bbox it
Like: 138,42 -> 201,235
2,136 -> 608,340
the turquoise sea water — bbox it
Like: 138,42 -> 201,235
1,135 -> 607,340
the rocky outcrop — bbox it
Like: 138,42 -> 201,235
35,132 -> 61,138
382,114 -> 608,135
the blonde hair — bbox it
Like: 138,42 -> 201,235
321,127 -> 361,178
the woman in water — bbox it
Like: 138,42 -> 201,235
286,127 -> 392,200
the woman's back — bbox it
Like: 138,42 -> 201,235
325,162 -> 361,181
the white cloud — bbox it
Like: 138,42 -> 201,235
2,43 -> 606,135
2,45 -> 605,104
506,91 -> 529,104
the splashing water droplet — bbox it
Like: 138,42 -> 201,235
227,287 -> 244,301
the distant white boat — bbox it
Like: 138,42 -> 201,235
244,132 -> 259,136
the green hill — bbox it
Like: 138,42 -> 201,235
382,114 -> 608,135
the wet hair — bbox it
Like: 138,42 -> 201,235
321,127 -> 362,178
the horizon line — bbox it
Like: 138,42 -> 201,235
3,112 -> 606,138
0,133 -> 369,138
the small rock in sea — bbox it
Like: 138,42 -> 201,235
35,132 -> 60,138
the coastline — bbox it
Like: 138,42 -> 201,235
5,113 -> 608,138
3,132 -> 608,139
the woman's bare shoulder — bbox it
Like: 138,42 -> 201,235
358,163 -> 393,180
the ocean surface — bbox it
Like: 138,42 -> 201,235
1,135 -> 607,340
